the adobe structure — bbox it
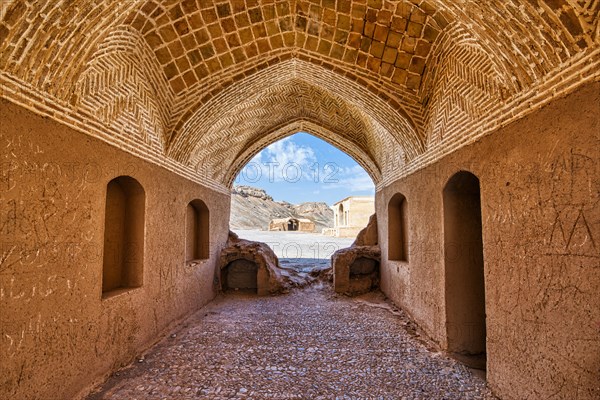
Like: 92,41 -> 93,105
332,195 -> 375,237
269,217 -> 316,231
332,214 -> 381,295
0,1 -> 598,400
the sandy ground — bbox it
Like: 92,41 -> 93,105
233,229 -> 355,260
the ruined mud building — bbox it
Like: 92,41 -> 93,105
269,217 -> 315,231
332,195 -> 375,237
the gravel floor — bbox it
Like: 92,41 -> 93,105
87,286 -> 498,400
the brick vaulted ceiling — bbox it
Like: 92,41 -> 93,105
1,1 -> 599,191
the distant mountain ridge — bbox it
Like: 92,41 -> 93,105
230,186 -> 334,232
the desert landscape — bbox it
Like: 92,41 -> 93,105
230,185 -> 335,232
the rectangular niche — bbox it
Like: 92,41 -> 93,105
186,199 -> 209,262
102,176 -> 145,296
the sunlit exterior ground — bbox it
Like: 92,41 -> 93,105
233,229 -> 354,261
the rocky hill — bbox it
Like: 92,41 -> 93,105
230,186 -> 334,232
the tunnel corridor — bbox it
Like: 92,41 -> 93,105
1,1 -> 598,399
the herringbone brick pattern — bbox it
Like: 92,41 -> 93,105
0,1 -> 598,190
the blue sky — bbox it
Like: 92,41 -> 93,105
233,132 -> 375,205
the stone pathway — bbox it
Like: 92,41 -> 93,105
87,286 -> 497,400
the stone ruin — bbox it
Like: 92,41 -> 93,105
332,214 -> 381,296
221,217 -> 382,298
219,231 -> 327,295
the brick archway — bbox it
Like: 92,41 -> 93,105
224,120 -> 383,189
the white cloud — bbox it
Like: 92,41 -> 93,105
263,137 -> 316,168
236,136 -> 375,194
323,164 -> 375,193
242,137 -> 317,183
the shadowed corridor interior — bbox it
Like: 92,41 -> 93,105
0,1 -> 598,399
443,172 -> 486,358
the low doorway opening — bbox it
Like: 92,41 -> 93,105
349,257 -> 380,294
287,218 -> 298,231
221,260 -> 259,293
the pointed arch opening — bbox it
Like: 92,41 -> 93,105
231,131 -> 375,257
338,204 -> 345,227
224,120 -> 382,190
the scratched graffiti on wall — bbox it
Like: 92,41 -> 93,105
483,149 -> 599,259
0,134 -> 101,368
0,132 -> 148,398
1,139 -> 97,272
546,150 -> 598,257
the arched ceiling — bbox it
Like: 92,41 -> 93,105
179,74 -> 403,186
1,0 -> 598,190
168,59 -> 420,184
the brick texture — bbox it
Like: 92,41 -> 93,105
0,0 -> 598,191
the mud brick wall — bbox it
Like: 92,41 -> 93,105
377,82 -> 599,400
0,99 -> 230,400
